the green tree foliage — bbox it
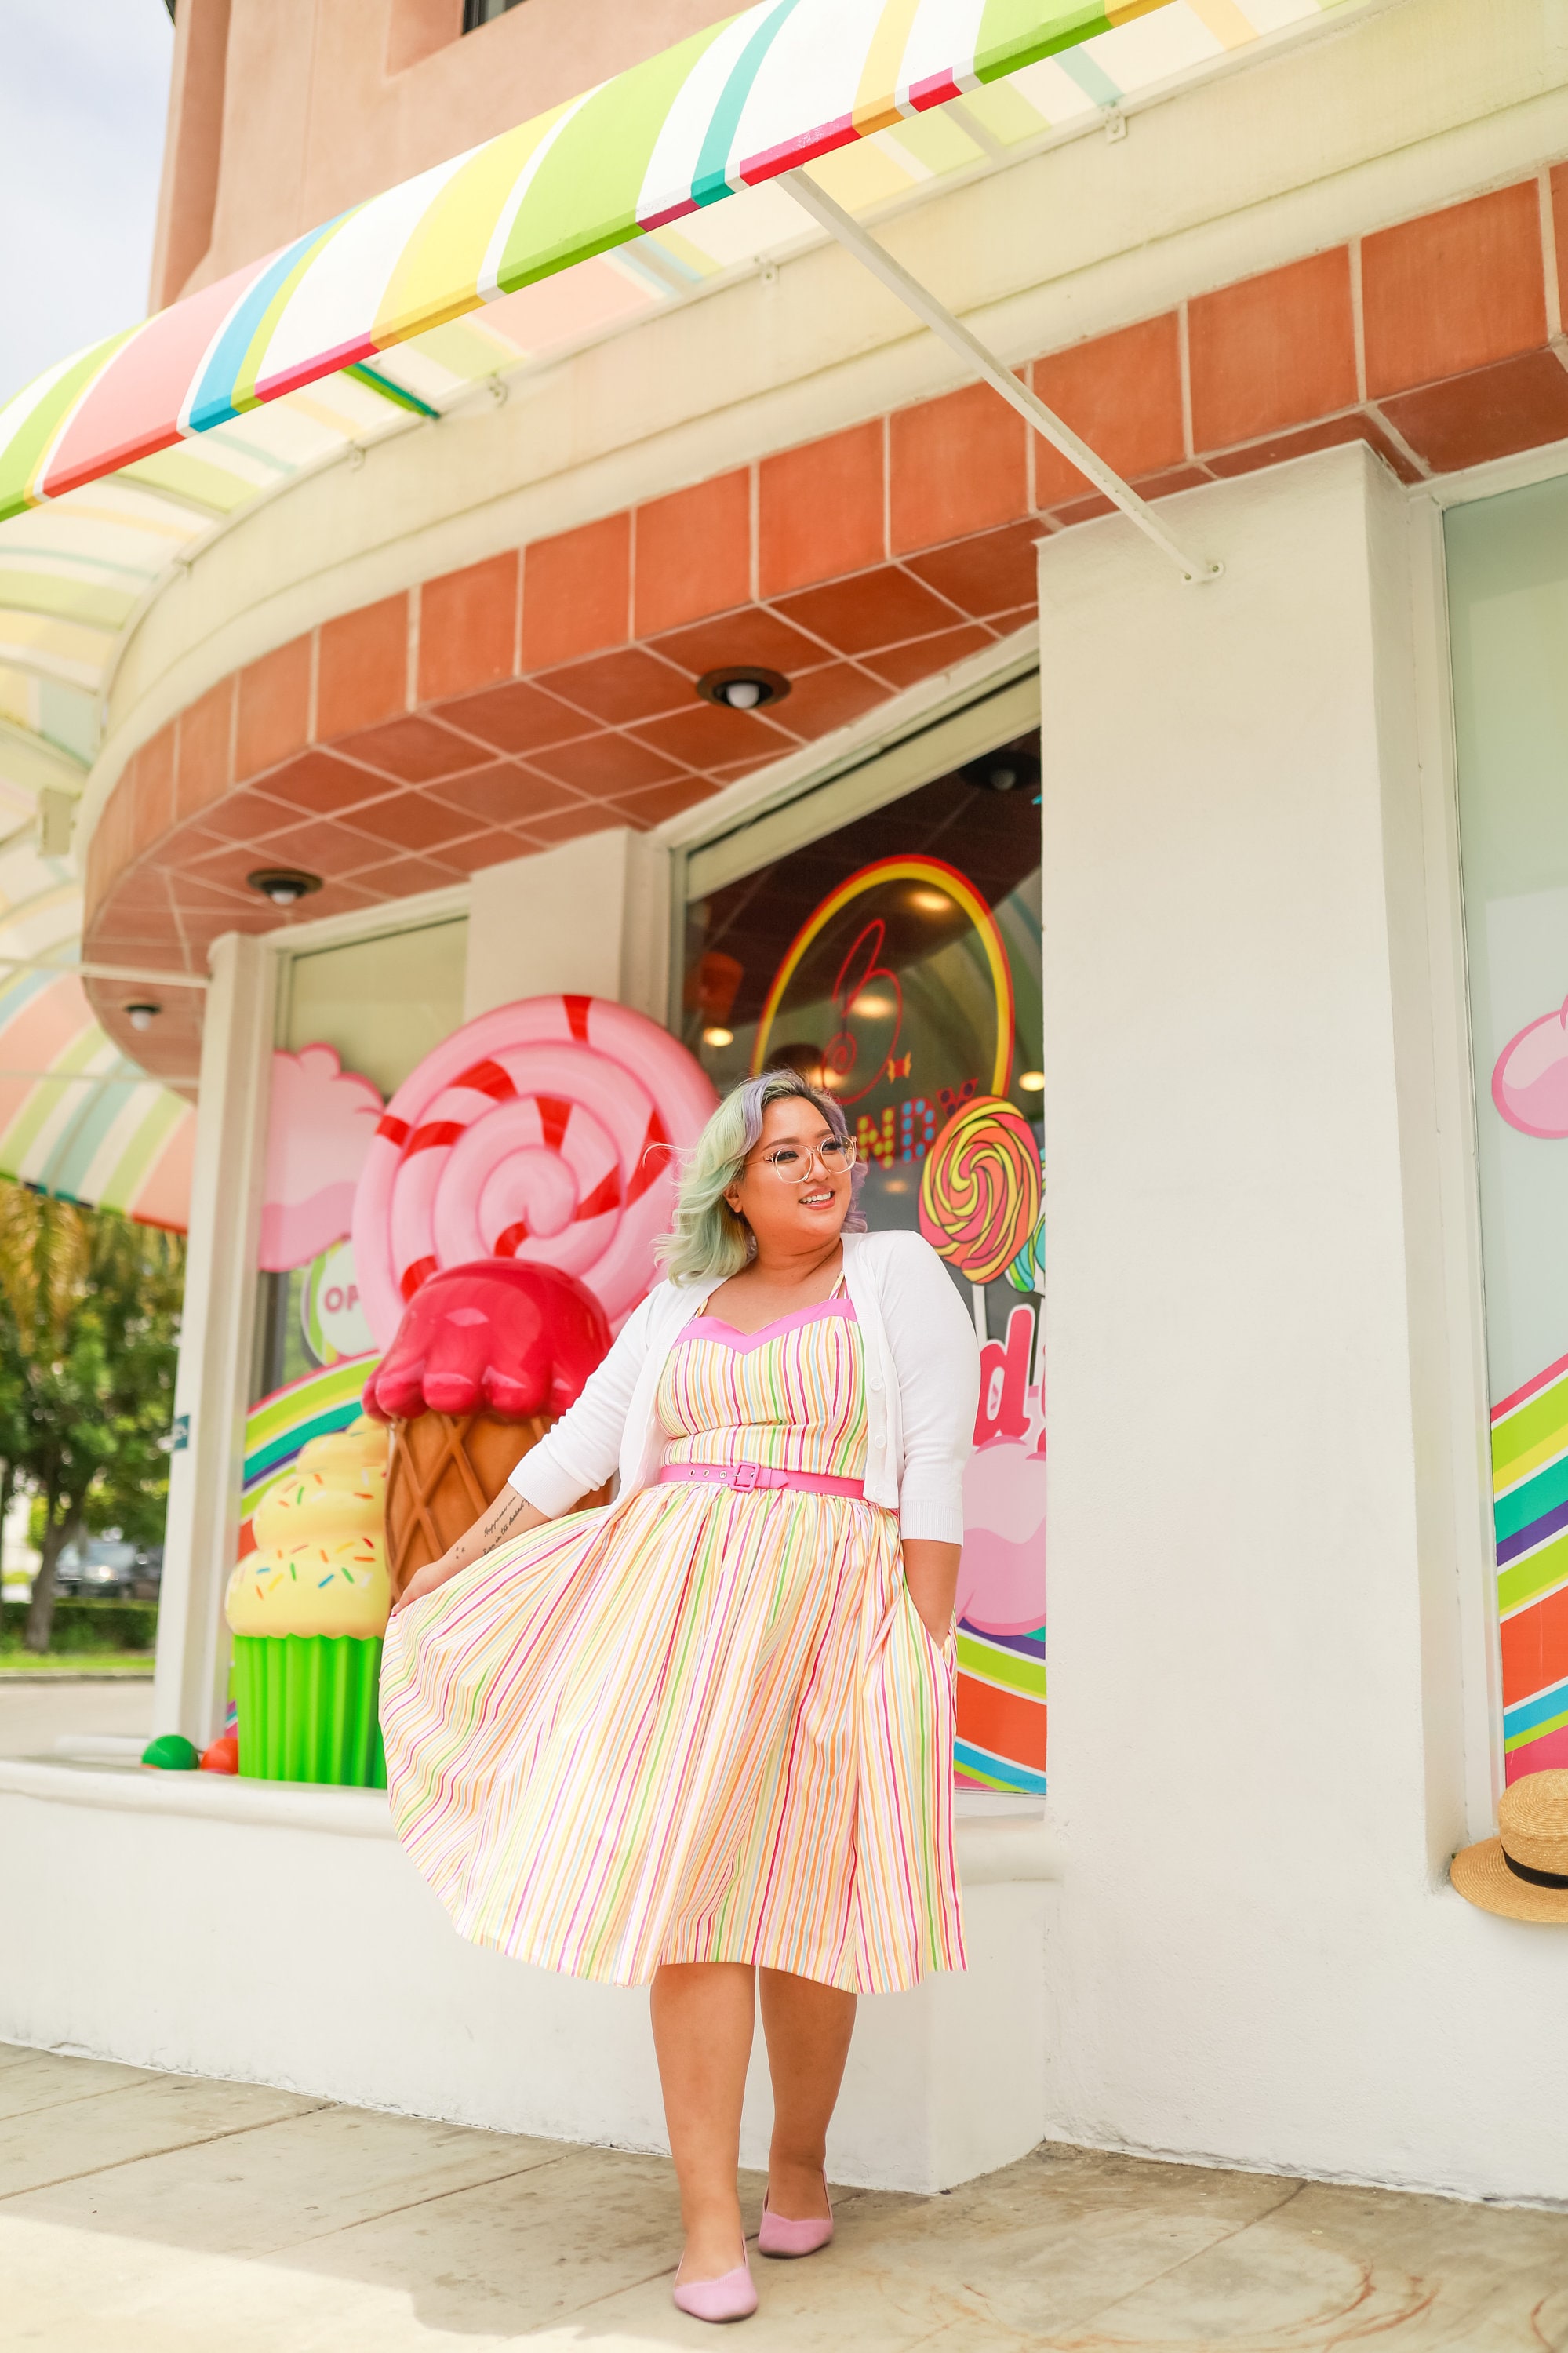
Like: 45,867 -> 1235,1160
0,1183 -> 184,1653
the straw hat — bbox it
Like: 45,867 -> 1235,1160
1450,1769 -> 1568,1922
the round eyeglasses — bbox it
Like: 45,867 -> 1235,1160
748,1135 -> 857,1182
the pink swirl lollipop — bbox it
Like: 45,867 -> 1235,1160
351,995 -> 718,1349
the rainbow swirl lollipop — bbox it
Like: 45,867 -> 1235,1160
919,1096 -> 1042,1285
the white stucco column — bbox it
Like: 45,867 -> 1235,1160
464,828 -> 669,1021
152,932 -> 272,1749
1036,444 -> 1563,2203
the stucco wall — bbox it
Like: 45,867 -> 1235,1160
1032,443 -> 1564,2205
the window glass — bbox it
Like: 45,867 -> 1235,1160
283,918 -> 467,1102
1448,475 -> 1568,1784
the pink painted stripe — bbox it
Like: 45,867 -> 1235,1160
1493,1350 -> 1568,1423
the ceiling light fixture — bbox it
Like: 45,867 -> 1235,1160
702,1025 -> 734,1048
124,1002 -> 161,1033
247,867 -> 323,908
963,745 -> 1042,798
696,666 -> 791,712
1019,1070 -> 1045,1093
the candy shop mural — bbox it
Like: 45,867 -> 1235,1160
225,995 -> 717,1785
1448,475 -> 1568,1786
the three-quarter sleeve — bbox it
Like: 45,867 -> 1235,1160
508,1291 -> 654,1517
877,1235 -> 981,1544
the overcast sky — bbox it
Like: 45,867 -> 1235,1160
0,0 -> 175,404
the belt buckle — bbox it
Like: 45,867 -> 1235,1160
730,1461 -> 762,1491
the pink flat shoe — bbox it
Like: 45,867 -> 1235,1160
758,2177 -> 834,2260
671,2255 -> 758,2323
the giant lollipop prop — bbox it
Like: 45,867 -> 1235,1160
919,1096 -> 1042,1286
353,995 -> 717,1585
354,995 -> 719,1348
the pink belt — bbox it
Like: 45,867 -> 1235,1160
659,1460 -> 866,1500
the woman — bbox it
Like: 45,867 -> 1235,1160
381,1070 -> 980,2323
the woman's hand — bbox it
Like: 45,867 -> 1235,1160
390,1487 -> 551,1618
902,1538 -> 961,1644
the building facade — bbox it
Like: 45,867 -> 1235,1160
3,0 -> 1568,2204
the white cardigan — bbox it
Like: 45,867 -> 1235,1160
510,1228 -> 980,1544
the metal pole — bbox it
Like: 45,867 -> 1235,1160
780,170 -> 1221,587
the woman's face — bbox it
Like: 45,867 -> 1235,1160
725,1096 -> 853,1258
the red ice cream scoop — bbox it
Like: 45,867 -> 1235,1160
362,1259 -> 611,1425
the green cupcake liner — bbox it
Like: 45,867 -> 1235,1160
232,1633 -> 386,1788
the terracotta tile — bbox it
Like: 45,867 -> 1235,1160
431,678 -> 588,755
1031,314 -> 1185,505
987,604 -> 1039,638
235,635 -> 311,780
350,854 -> 466,898
173,677 -> 235,824
628,702 -> 794,773
344,791 -> 478,854
260,748 -> 395,816
902,519 -> 1042,616
862,625 -> 994,689
772,663 -> 891,740
317,595 -> 409,739
1362,183 -> 1547,397
759,421 -> 884,598
890,383 -> 1029,555
1043,461 -> 1215,528
1206,409 -> 1423,485
1377,349 -> 1568,472
537,646 -> 693,726
417,551 -> 518,704
522,512 -> 630,669
425,828 -> 534,877
1189,248 -> 1356,451
126,766 -> 162,865
707,756 -> 780,786
517,804 -> 623,849
136,725 -> 177,846
527,732 -> 686,795
200,816 -> 384,880
649,606 -> 832,680
771,565 -> 959,656
329,712 -> 482,784
609,776 -> 723,828
180,788 -> 305,846
426,762 -> 581,829
635,471 -> 751,637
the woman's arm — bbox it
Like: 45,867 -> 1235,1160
391,1488 -> 551,1617
876,1235 -> 982,1546
506,1288 -> 658,1518
903,1537 -> 962,1642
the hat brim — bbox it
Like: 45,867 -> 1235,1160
1450,1836 -> 1568,1923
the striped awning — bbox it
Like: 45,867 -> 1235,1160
0,968 -> 194,1227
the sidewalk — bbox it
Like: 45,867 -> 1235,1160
2,2042 -> 1565,2351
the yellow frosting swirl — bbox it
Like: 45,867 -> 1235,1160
225,1416 -> 390,1639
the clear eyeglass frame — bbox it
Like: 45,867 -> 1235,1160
750,1136 -> 858,1182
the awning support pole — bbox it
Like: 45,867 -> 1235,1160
780,170 -> 1221,587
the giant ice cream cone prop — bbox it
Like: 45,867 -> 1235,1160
362,1259 -> 611,1596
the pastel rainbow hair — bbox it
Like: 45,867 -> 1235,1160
657,1070 -> 867,1285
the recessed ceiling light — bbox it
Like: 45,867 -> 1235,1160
1019,1070 -> 1045,1093
696,666 -> 791,712
124,1002 -> 161,1032
702,1025 -> 734,1048
908,888 -> 949,913
247,867 -> 323,907
963,744 -> 1042,798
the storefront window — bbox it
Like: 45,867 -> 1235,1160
1449,475 -> 1568,1784
253,917 -> 468,1398
682,730 -> 1047,1793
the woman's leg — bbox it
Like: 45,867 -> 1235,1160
759,1968 -> 857,2220
650,1961 -> 756,2279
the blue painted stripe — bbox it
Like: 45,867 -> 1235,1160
1503,1675 -> 1568,1741
691,0 -> 807,208
1058,47 -> 1121,106
1497,1490 -> 1568,1567
959,1617 -> 1045,1658
243,1401 -> 362,1490
955,1738 -> 1046,1795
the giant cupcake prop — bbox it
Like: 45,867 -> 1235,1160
224,1414 -> 391,1785
353,995 -> 719,1597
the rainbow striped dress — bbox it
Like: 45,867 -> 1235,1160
380,1297 -> 966,1993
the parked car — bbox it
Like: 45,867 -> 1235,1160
131,1544 -> 163,1600
54,1537 -> 140,1601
